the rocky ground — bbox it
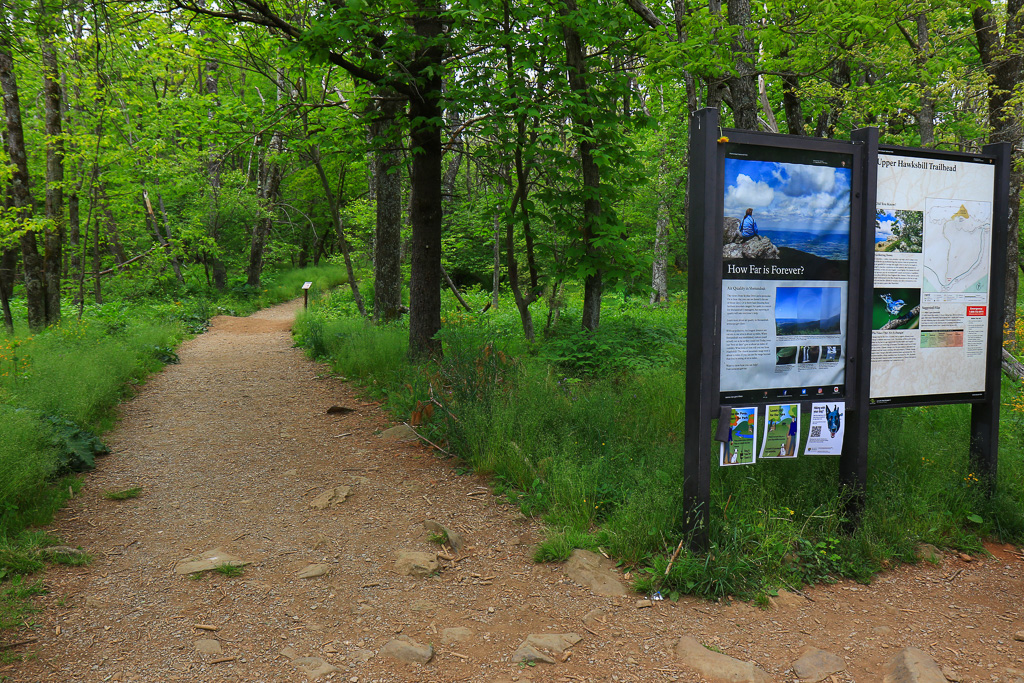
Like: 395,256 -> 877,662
2,299 -> 1024,683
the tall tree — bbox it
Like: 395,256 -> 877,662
974,0 -> 1024,333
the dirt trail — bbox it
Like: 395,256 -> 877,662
4,299 -> 1024,683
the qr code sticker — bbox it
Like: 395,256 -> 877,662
810,426 -> 822,438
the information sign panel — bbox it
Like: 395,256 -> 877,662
870,149 -> 997,405
718,143 -> 854,405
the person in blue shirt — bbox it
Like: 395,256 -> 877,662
739,208 -> 758,241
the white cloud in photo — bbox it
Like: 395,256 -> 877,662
876,217 -> 896,241
724,173 -> 775,208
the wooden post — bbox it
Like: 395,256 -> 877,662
682,108 -> 721,551
970,142 -> 1010,494
302,281 -> 313,310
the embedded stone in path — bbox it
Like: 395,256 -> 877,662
523,633 -> 582,654
511,644 -> 556,664
381,424 -> 418,441
441,627 -> 473,644
674,635 -> 773,683
174,547 -> 250,575
297,563 -> 331,579
394,551 -> 439,577
792,647 -> 845,682
309,485 -> 351,510
380,636 -> 433,664
423,520 -> 466,553
564,549 -> 627,596
1014,631 -> 1024,642
884,647 -> 947,683
291,656 -> 339,680
194,639 -> 222,655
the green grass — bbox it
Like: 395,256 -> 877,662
298,283 -> 1024,601
213,564 -> 245,578
103,487 -> 143,501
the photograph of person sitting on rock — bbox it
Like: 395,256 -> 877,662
739,208 -> 759,241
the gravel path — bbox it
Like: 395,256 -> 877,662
3,299 -> 1024,682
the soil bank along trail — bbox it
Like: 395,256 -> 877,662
6,299 -> 1024,683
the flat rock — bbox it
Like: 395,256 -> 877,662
381,424 -> 418,441
297,563 -> 331,579
84,595 -> 109,609
279,647 -> 299,660
309,485 -> 351,510
523,633 -> 582,653
884,647 -> 947,683
511,644 -> 556,664
290,656 -> 339,680
674,635 -> 773,683
380,635 -> 433,664
394,551 -> 439,577
1014,631 -> 1024,642
564,549 -> 627,596
174,547 -> 250,575
636,599 -> 653,609
423,520 -> 466,553
771,589 -> 805,609
583,608 -> 610,628
792,647 -> 845,682
441,627 -> 473,644
351,649 -> 375,662
194,639 -> 222,655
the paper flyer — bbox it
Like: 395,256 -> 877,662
759,404 -> 799,459
720,406 -> 758,466
804,402 -> 845,455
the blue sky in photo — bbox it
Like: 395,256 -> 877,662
775,286 -> 821,322
724,159 -> 852,234
876,211 -> 897,242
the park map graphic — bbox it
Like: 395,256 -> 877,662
923,199 -> 991,294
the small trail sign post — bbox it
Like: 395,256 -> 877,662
302,282 -> 313,309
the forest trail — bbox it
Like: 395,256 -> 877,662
5,299 -> 1024,683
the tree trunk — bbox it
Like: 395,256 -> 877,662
974,1 -> 1024,335
651,199 -> 669,304
41,27 -> 64,326
492,212 -> 500,308
915,13 -> 935,147
371,91 -> 404,323
726,0 -> 758,130
0,34 -> 46,331
248,70 -> 285,289
311,155 -> 366,316
561,0 -> 603,331
407,88 -> 444,356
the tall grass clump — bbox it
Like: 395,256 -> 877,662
299,284 -> 1024,602
1,309 -> 182,613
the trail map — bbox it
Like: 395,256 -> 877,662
922,199 -> 991,293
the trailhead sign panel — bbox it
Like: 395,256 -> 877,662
871,150 -> 996,404
718,143 -> 853,405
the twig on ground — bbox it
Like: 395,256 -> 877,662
664,537 -> 687,577
402,422 -> 452,457
0,638 -> 38,651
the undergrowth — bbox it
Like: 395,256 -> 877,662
296,283 -> 1024,602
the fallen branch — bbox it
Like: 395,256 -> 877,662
1003,348 -> 1024,381
0,637 -> 38,651
441,264 -> 472,312
85,247 -> 157,276
402,422 -> 452,457
664,537 -> 686,577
